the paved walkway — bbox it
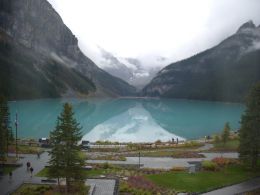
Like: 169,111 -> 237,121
202,177 -> 260,195
0,152 -> 116,195
87,152 -> 238,169
87,179 -> 116,195
0,152 -> 50,195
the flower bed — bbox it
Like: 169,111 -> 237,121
212,157 -> 239,167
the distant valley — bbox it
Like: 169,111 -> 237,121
95,47 -> 161,90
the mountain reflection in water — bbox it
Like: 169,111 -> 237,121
9,98 -> 244,142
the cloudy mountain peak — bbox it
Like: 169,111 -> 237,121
237,20 -> 256,33
143,20 -> 260,102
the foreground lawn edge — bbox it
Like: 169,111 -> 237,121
146,165 -> 260,193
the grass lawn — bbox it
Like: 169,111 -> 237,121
36,167 -> 49,177
146,165 -> 260,193
85,169 -> 106,177
211,139 -> 239,151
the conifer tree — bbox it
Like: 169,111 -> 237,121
48,103 -> 85,192
48,120 -> 64,188
222,122 -> 231,145
239,83 -> 260,169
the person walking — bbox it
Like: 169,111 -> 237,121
30,167 -> 34,177
26,161 -> 31,171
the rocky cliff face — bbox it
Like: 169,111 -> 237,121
143,21 -> 260,102
0,0 -> 80,59
0,0 -> 136,99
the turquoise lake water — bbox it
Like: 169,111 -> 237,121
9,98 -> 245,142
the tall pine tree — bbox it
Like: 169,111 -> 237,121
239,83 -> 260,169
48,103 -> 85,192
222,122 -> 231,145
48,120 -> 64,188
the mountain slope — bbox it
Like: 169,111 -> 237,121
0,0 -> 136,99
143,21 -> 260,102
0,30 -> 97,99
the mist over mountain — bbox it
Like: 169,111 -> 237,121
0,0 -> 136,99
93,47 -> 162,90
143,21 -> 260,102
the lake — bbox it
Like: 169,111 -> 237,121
9,98 -> 245,142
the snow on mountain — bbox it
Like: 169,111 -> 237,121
91,47 -> 164,90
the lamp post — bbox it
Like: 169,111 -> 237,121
138,152 -> 141,169
15,112 -> 18,158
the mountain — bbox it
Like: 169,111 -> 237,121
97,47 -> 160,90
0,30 -> 96,99
143,21 -> 260,102
0,0 -> 136,99
97,47 -> 133,84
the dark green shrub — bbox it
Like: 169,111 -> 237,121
103,162 -> 111,169
202,160 -> 218,171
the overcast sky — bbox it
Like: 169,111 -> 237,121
47,0 -> 260,68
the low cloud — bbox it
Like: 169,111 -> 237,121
48,0 -> 260,68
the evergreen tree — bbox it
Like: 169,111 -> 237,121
222,122 -> 231,145
239,83 -> 260,169
48,103 -> 85,192
48,120 -> 64,188
0,96 -> 12,160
